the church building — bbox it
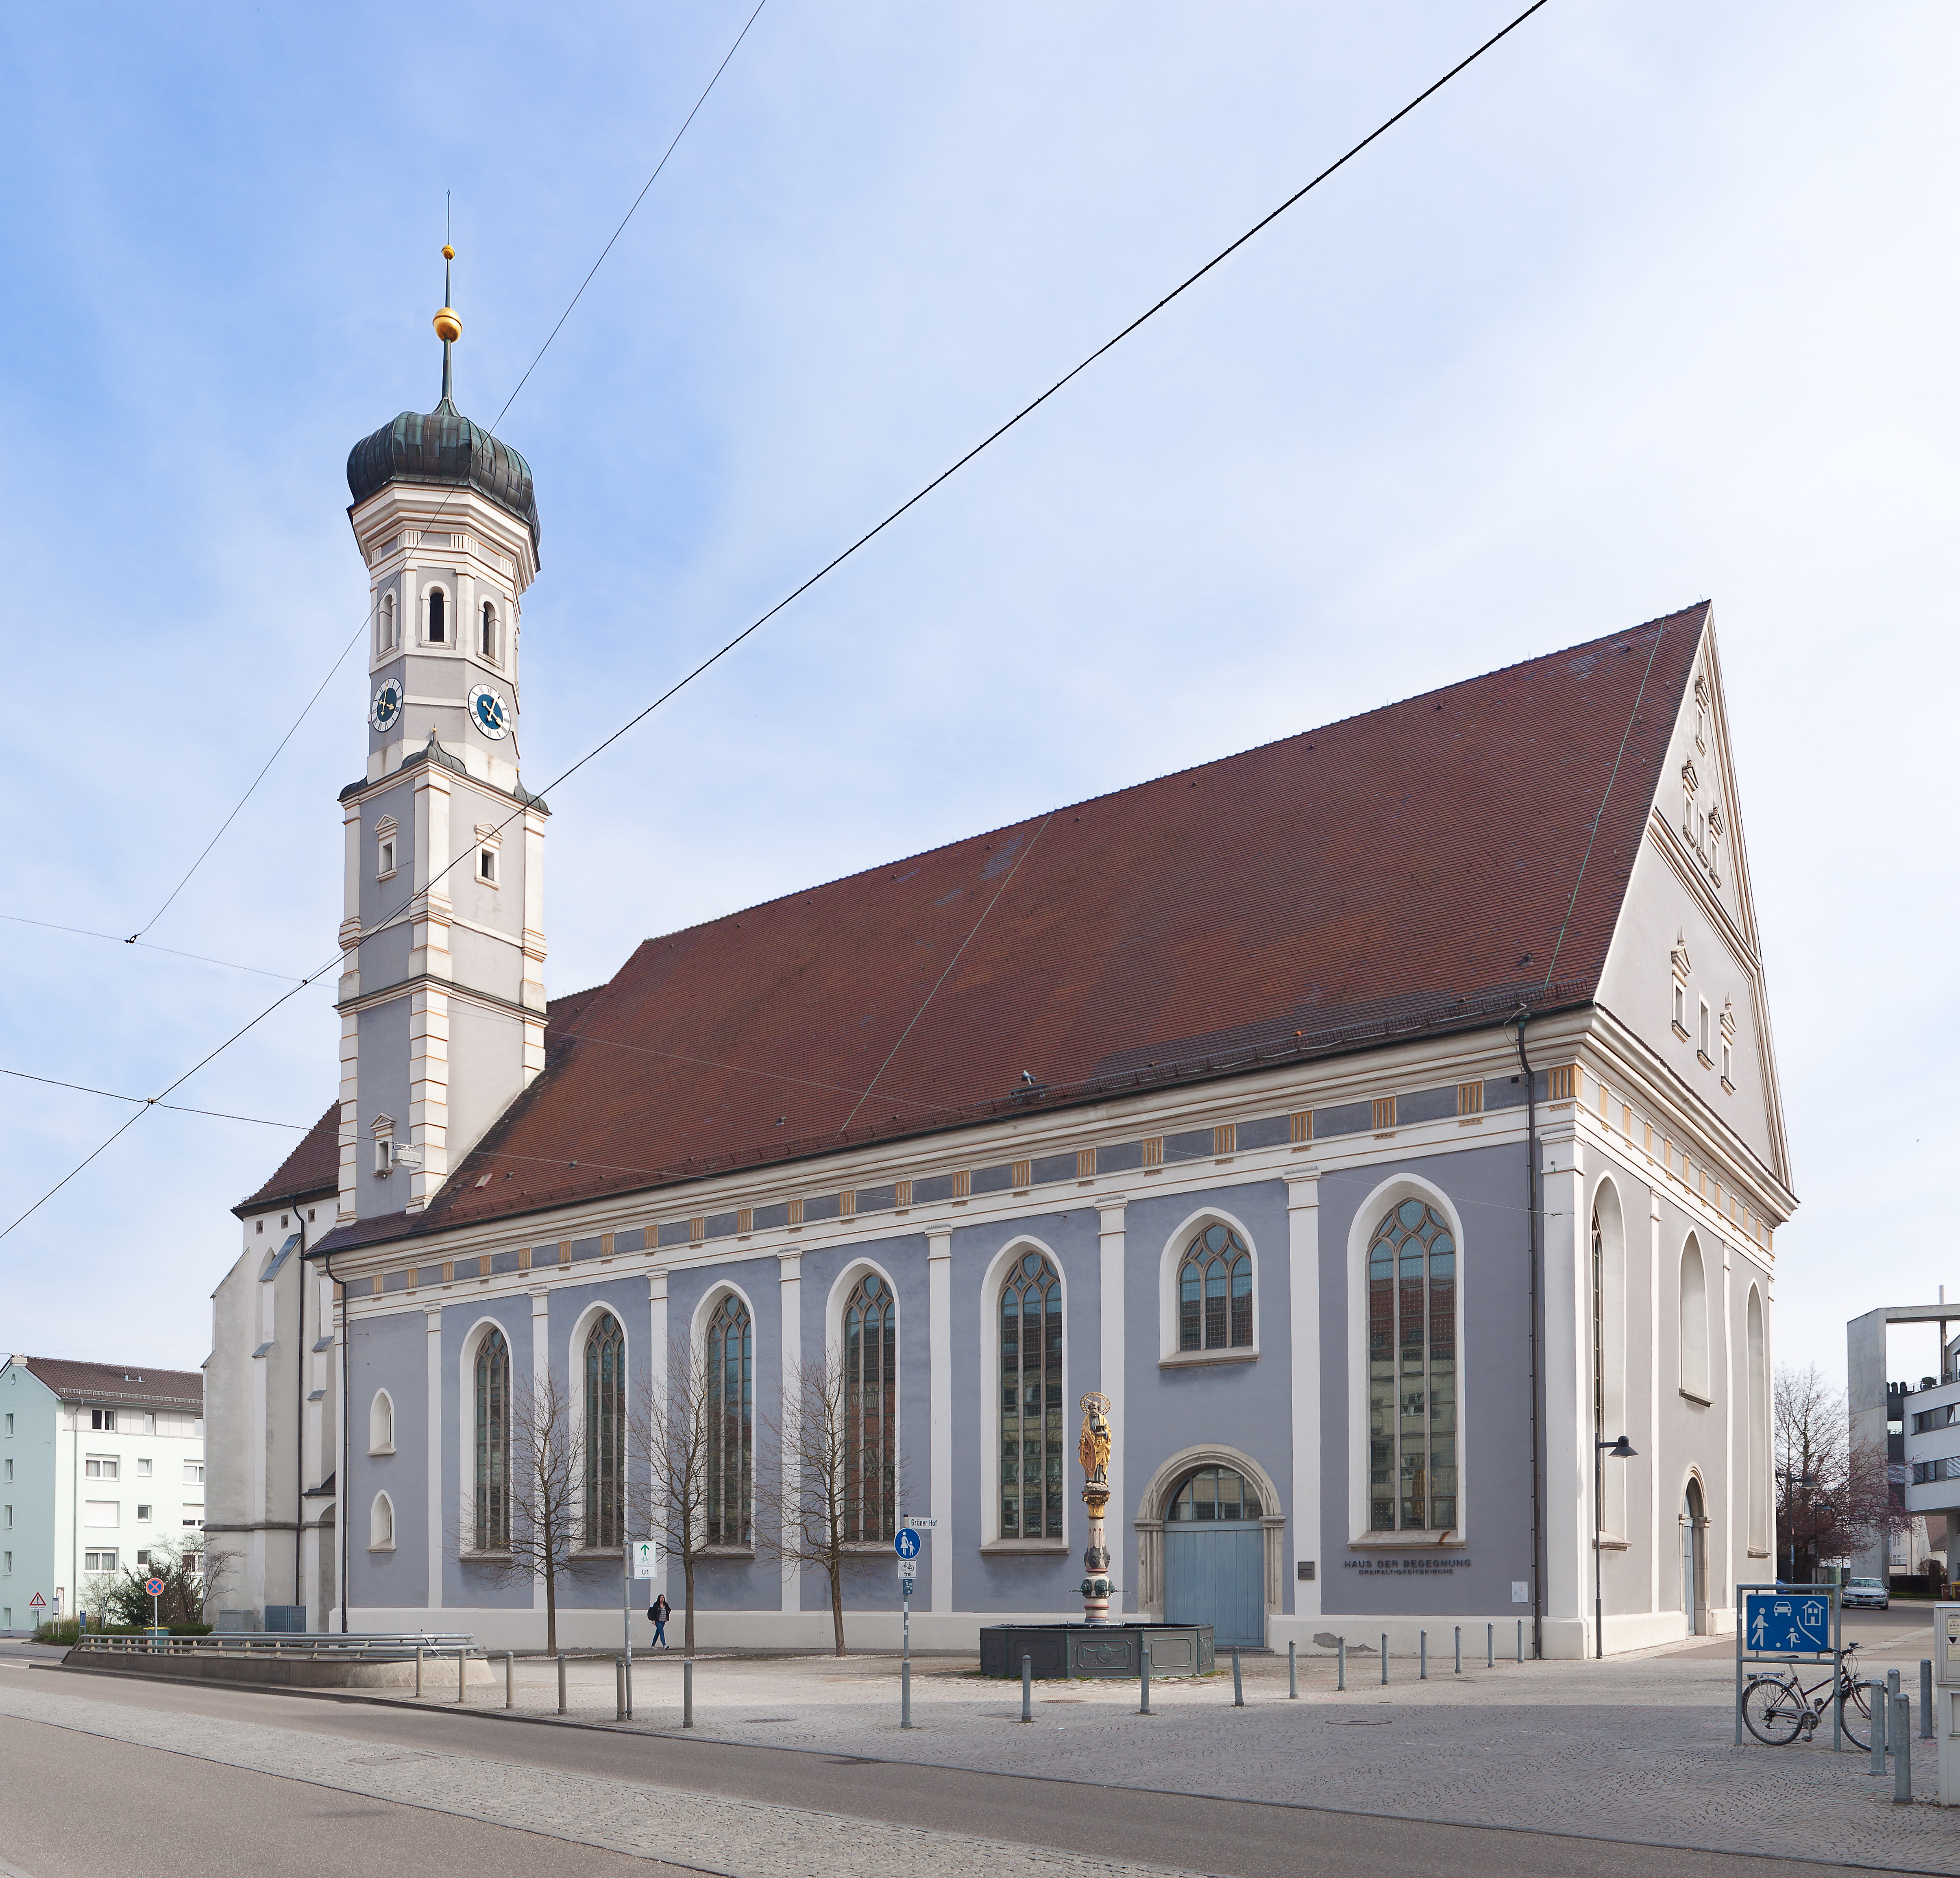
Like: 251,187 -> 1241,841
207,290 -> 1792,1658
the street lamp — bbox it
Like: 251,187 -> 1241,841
1595,1434 -> 1638,1659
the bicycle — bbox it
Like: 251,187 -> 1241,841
1741,1640 -> 1870,1748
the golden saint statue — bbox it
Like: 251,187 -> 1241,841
1078,1392 -> 1112,1488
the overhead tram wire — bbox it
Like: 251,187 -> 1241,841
0,1069 -> 313,1131
119,0 -> 771,946
0,912 -> 305,982
0,0 -> 1555,1245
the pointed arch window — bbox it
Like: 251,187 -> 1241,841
480,601 -> 498,662
474,1327 -> 509,1551
1367,1199 -> 1457,1532
842,1273 -> 897,1542
705,1294 -> 752,1546
1000,1252 -> 1063,1538
427,587 -> 446,644
1178,1223 -> 1252,1351
583,1312 -> 625,1548
369,1491 -> 394,1550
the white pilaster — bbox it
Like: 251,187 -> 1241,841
1718,1237 -> 1735,1621
1285,1169 -> 1321,1617
778,1252 -> 802,1617
424,1305 -> 443,1612
1647,1189 -> 1663,1618
1540,1122 -> 1588,1651
530,1288 -> 550,1614
928,1232 -> 952,1615
1095,1202 -> 1126,1608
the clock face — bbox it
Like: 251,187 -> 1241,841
468,683 -> 512,741
369,677 -> 404,733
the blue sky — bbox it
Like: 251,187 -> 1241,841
1,2 -> 1953,1388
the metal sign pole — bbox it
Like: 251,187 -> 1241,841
621,1539 -> 632,1721
1831,1582 -> 1841,1753
1733,1584 -> 1743,1745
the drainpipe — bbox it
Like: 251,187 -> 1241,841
320,1244 -> 349,1635
294,1212 -> 307,1615
1514,1011 -> 1544,1662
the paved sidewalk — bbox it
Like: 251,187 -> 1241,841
319,1623 -> 1956,1874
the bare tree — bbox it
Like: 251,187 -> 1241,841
1775,1362 -> 1904,1582
753,1355 -> 900,1656
468,1367 -> 581,1654
628,1338 -> 718,1656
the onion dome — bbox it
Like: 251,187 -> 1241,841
345,245 -> 540,554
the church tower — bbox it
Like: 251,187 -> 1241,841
334,250 -> 547,1222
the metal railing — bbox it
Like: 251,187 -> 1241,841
70,1632 -> 478,1663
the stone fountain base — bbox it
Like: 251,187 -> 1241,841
978,1621 -> 1214,1681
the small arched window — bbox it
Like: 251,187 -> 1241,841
368,1390 -> 394,1455
842,1273 -> 897,1543
379,592 -> 397,654
705,1294 -> 752,1546
1680,1237 -> 1710,1400
1167,1464 -> 1262,1521
427,587 -> 446,644
369,1491 -> 394,1550
1367,1199 -> 1457,1532
583,1312 -> 625,1548
1178,1223 -> 1252,1351
1000,1251 -> 1063,1538
480,601 -> 497,662
474,1328 -> 509,1552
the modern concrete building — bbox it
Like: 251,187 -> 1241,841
0,1356 -> 205,1633
209,301 -> 1794,1658
1847,1305 -> 1960,1583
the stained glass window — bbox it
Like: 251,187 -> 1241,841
843,1273 -> 897,1542
1178,1224 -> 1253,1352
1367,1199 -> 1457,1532
1000,1253 -> 1063,1538
473,1327 -> 509,1551
706,1293 -> 753,1545
583,1312 -> 625,1548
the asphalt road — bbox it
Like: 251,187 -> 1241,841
0,1653 -> 1903,1878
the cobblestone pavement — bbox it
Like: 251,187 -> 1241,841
336,1622 -> 1955,1874
0,1679 -> 1186,1878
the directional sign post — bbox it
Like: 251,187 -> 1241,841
145,1576 -> 166,1636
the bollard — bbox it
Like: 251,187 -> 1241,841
1924,1660 -> 1936,1739
1140,1645 -> 1153,1716
616,1656 -> 626,1721
1889,1667 -> 1902,1706
1380,1634 -> 1389,1686
1487,1622 -> 1494,1669
1894,1696 -> 1912,1803
556,1651 -> 567,1716
504,1651 -> 515,1709
1337,1638 -> 1346,1692
1232,1648 -> 1244,1708
458,1647 -> 468,1703
683,1656 -> 694,1728
1288,1639 -> 1298,1699
415,1645 -> 425,1698
1454,1626 -> 1462,1675
625,1653 -> 634,1721
1020,1654 -> 1033,1723
1420,1631 -> 1428,1680
1869,1682 -> 1886,1776
902,1658 -> 912,1730
1517,1619 -> 1524,1663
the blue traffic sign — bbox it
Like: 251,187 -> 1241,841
894,1528 -> 921,1559
1744,1591 -> 1831,1654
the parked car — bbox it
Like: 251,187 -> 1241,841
1842,1577 -> 1890,1610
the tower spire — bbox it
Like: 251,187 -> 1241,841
433,239 -> 462,409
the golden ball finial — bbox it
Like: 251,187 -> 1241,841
433,307 -> 462,343
442,244 -> 455,261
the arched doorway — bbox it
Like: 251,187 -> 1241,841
1163,1464 -> 1266,1645
1682,1479 -> 1706,1636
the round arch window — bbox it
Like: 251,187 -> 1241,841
1167,1464 -> 1263,1522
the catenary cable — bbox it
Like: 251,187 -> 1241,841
119,0 -> 770,944
0,912 -> 304,982
3,0 -> 1555,1241
0,1068 -> 312,1131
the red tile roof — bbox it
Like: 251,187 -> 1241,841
311,606 -> 1708,1251
14,1356 -> 203,1410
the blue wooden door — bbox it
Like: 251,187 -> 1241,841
1164,1522 -> 1265,1645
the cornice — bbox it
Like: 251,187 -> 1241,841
336,971 -> 546,1023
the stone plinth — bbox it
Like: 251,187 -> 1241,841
979,1621 -> 1214,1680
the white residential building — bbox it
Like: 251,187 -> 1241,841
0,1356 -> 205,1633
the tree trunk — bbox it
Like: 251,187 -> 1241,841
684,1555 -> 697,1657
829,1563 -> 845,1656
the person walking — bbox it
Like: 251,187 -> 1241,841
649,1593 -> 671,1649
